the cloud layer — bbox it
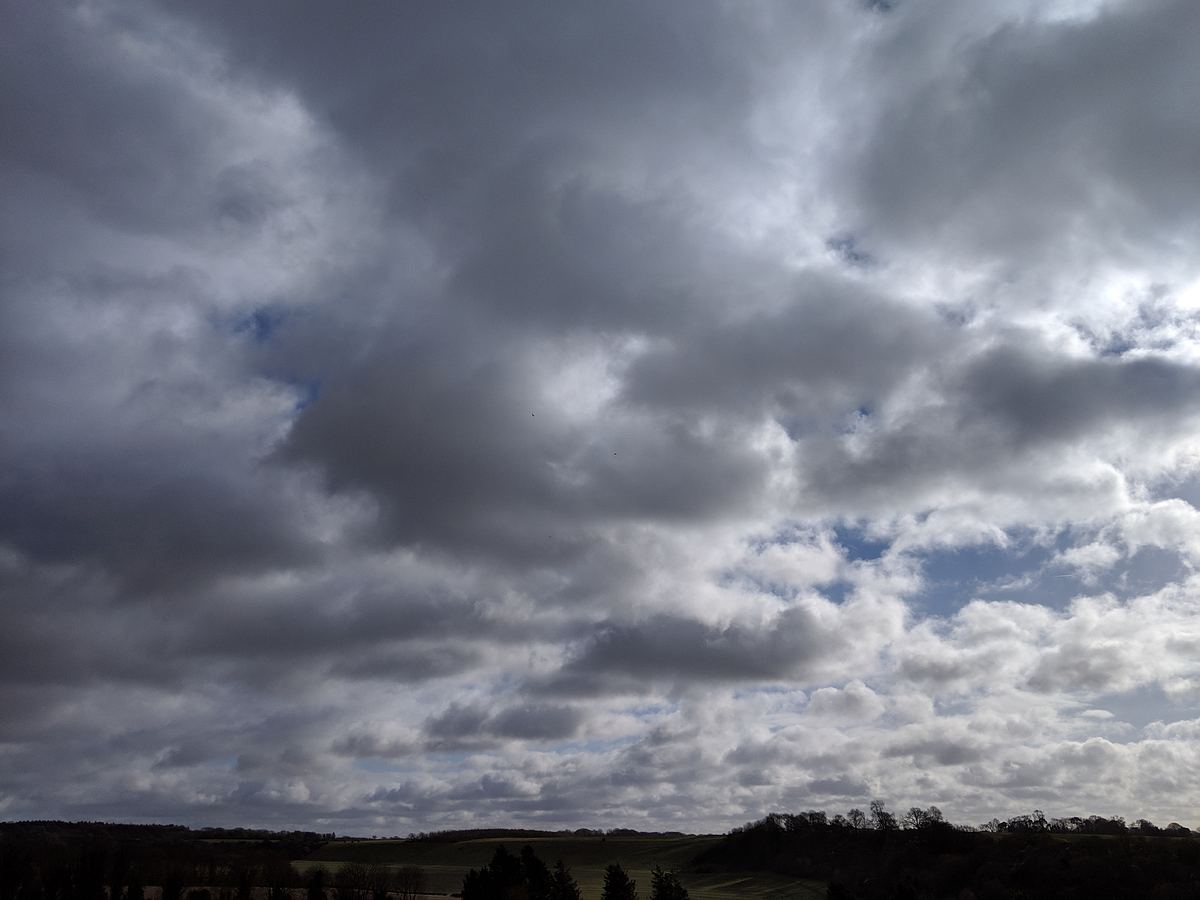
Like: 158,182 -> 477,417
5,0 -> 1200,832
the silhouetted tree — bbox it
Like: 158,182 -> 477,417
601,863 -> 638,900
162,871 -> 185,900
307,864 -> 330,900
125,868 -> 145,900
364,863 -> 394,900
549,860 -> 582,900
336,862 -> 369,900
394,865 -> 425,900
264,859 -> 296,900
846,808 -> 867,830
649,866 -> 688,900
869,800 -> 897,831
74,841 -> 108,900
461,845 -> 533,900
798,810 -> 827,828
522,845 -> 552,900
110,849 -> 131,900
235,863 -> 257,900
901,806 -> 943,830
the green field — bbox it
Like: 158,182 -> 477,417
297,835 -> 826,899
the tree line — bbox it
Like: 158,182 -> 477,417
726,802 -> 1193,837
404,827 -> 684,843
701,803 -> 1200,899
460,844 -> 689,900
0,822 -> 411,900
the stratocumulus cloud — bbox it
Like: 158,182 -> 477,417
4,0 -> 1200,832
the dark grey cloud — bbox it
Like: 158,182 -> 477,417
329,646 -> 482,683
885,735 -> 984,768
843,0 -> 1200,271
423,701 -> 582,749
273,319 -> 774,561
0,280 -> 315,589
1027,642 -> 1132,694
800,337 -> 1200,514
806,776 -> 873,797
490,704 -> 584,741
540,609 -> 841,697
621,278 -> 950,422
957,344 -> 1200,448
171,1 -> 759,172
1,3 -> 228,234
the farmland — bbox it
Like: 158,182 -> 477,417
299,834 -> 827,899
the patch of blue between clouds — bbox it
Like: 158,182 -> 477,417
825,234 -> 875,268
836,406 -> 873,437
1088,684 -> 1198,737
914,536 -> 1056,616
822,523 -> 890,604
1111,545 -> 1190,599
235,307 -> 286,344
355,758 -> 410,774
290,378 -> 322,413
823,582 -> 853,604
565,736 -> 640,754
908,532 -> 1189,617
833,524 -> 889,562
1097,333 -> 1137,358
733,684 -> 798,699
628,701 -> 674,719
1150,476 -> 1200,509
424,750 -> 476,766
1020,540 -> 1186,606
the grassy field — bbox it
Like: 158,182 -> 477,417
297,835 -> 826,899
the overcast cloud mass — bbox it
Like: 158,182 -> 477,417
6,0 -> 1200,833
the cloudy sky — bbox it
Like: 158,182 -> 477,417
5,0 -> 1200,834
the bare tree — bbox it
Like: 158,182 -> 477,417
394,865 -> 425,900
336,864 -> 370,900
870,800 -> 897,831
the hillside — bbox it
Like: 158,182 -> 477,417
300,833 -> 825,899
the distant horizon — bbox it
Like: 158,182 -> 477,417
3,806 -> 1194,839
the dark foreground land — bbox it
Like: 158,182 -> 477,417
0,822 -> 819,900
301,831 -> 820,898
3,809 -> 1200,899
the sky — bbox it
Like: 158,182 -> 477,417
4,0 -> 1200,834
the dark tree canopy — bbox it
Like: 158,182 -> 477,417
601,862 -> 638,900
461,844 -> 557,900
549,859 -> 582,900
649,866 -> 689,900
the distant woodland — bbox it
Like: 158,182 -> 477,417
698,806 -> 1200,899
2,806 -> 1200,900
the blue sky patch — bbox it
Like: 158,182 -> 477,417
833,524 -> 889,562
236,307 -> 285,344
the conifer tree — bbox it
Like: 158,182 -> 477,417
601,863 -> 638,900
549,860 -> 582,900
649,866 -> 688,900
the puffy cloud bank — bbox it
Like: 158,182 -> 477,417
5,0 -> 1200,831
